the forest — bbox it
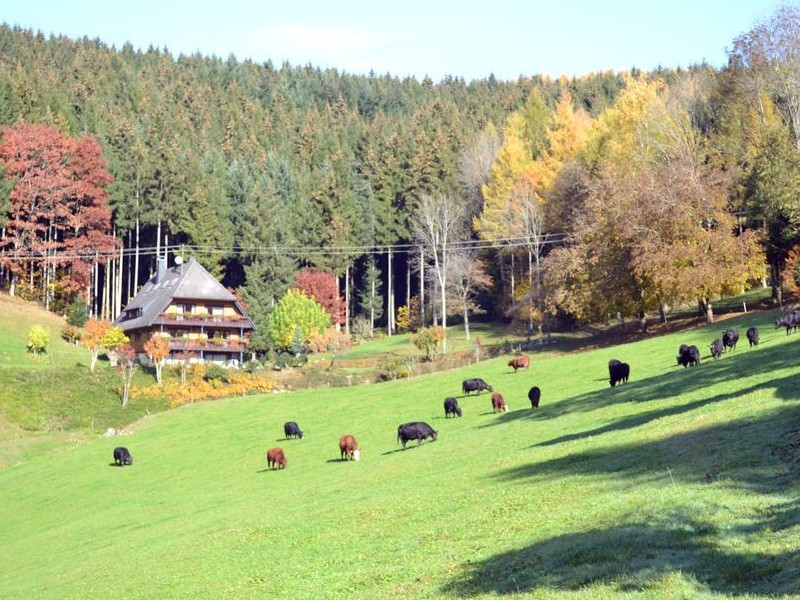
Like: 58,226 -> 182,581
0,4 -> 798,351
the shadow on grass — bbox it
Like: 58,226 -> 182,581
496,400 -> 800,495
441,516 -> 798,597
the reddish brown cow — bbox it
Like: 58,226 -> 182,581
339,435 -> 360,461
508,355 -> 530,372
491,392 -> 508,413
266,447 -> 287,470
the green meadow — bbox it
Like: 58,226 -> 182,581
1,306 -> 799,598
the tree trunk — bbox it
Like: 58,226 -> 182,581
419,247 -> 425,328
704,298 -> 714,324
387,247 -> 394,335
345,265 -> 350,336
463,304 -> 470,340
659,303 -> 667,323
440,277 -> 447,354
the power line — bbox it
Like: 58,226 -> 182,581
0,233 -> 570,261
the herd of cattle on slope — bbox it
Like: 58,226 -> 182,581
111,312 -> 798,471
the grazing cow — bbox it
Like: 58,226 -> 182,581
609,361 -> 629,387
491,392 -> 508,413
676,345 -> 701,367
444,397 -> 462,418
507,355 -> 530,372
710,338 -> 724,359
528,386 -> 541,409
746,326 -> 759,347
283,421 -> 304,439
397,422 -> 437,449
266,447 -> 287,470
113,447 -> 133,466
608,359 -> 621,381
775,310 -> 800,334
722,328 -> 739,352
339,435 -> 360,461
462,378 -> 493,395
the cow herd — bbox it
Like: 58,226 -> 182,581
113,314 -> 792,474
707,326 -> 756,361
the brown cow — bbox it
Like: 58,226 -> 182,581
339,435 -> 360,461
491,392 -> 508,413
266,447 -> 287,470
508,355 -> 530,372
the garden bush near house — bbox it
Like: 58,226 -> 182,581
26,325 -> 50,355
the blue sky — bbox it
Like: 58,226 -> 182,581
2,0 -> 785,81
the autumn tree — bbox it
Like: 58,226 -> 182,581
144,334 -> 170,385
102,326 -> 130,367
81,318 -> 111,371
293,268 -> 344,325
545,75 -> 765,324
0,123 -> 118,309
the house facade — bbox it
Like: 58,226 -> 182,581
114,256 -> 256,367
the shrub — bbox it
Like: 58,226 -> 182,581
203,363 -> 230,384
61,324 -> 82,345
307,328 -> 353,354
410,326 -> 446,361
27,325 -> 50,355
350,316 -> 372,342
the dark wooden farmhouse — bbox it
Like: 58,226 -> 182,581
114,257 -> 255,366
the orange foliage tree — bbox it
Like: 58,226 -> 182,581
81,318 -> 111,371
144,334 -> 170,385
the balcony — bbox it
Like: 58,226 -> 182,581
168,339 -> 247,353
155,314 -> 252,329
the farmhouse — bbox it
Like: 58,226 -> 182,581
114,256 -> 255,366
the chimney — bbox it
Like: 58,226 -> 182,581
155,257 -> 167,283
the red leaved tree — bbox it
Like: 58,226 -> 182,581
293,269 -> 344,325
0,123 -> 118,307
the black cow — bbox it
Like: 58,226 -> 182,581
462,378 -> 493,395
444,397 -> 462,418
677,344 -> 700,367
722,328 -> 739,352
775,310 -> 800,334
284,421 -> 304,439
608,359 -> 622,379
609,361 -> 629,387
528,386 -> 541,409
397,422 -> 438,449
710,338 -> 724,359
746,326 -> 759,347
113,447 -> 133,466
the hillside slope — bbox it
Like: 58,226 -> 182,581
0,310 -> 798,598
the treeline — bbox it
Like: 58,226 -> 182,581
0,23 -> 624,344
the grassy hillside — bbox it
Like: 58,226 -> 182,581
0,308 -> 798,598
0,294 -> 170,466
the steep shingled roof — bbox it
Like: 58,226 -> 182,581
114,257 -> 254,332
